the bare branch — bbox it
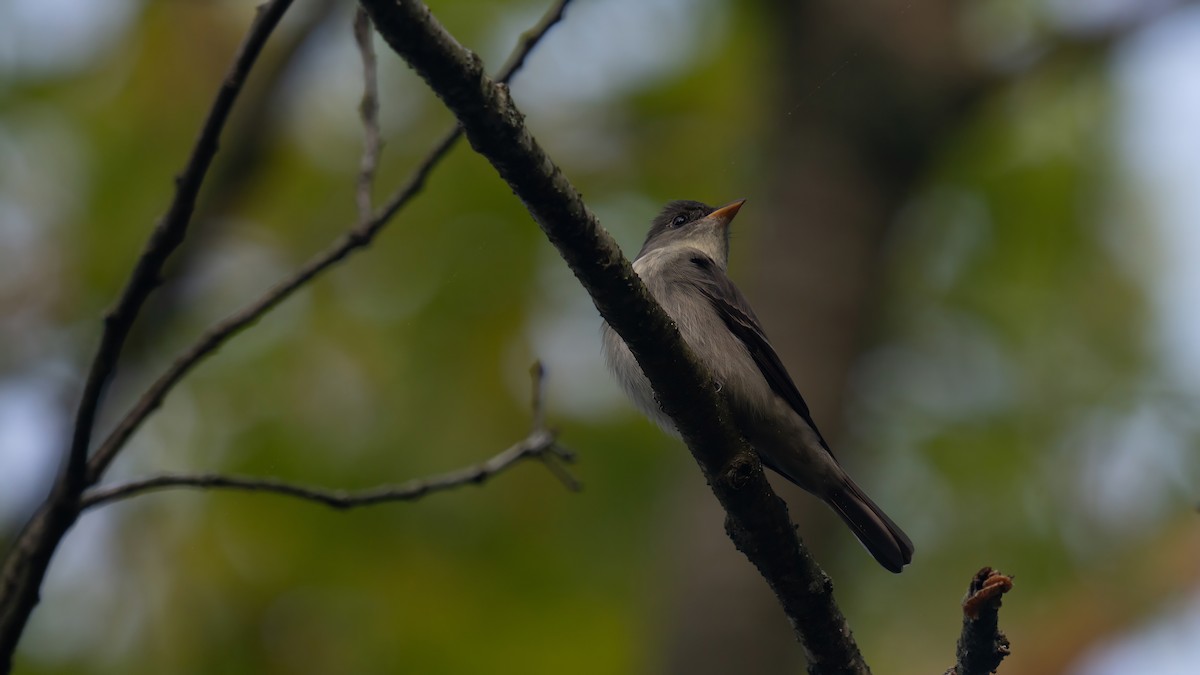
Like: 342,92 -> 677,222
84,0 -> 575,487
67,0 -> 293,490
493,0 -> 571,83
84,135 -> 451,484
1,2 -> 295,671
526,360 -> 581,490
369,0 -> 573,226
80,429 -> 572,510
356,0 -> 869,672
83,360 -> 577,510
945,567 -> 1014,675
353,7 -> 383,223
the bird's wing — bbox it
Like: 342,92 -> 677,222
685,254 -> 833,454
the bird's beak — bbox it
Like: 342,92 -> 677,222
708,199 -> 746,227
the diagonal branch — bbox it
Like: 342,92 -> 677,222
0,2 -> 296,671
355,0 -> 868,672
492,0 -> 573,80
84,0 -> 574,487
67,0 -> 294,492
7,3 -> 578,672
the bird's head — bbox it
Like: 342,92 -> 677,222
637,199 -> 746,265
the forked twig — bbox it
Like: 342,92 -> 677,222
85,0 -> 575,485
1,2 -> 297,669
83,362 -> 577,509
67,0 -> 295,491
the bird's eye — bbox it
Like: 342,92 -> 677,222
670,214 -> 688,227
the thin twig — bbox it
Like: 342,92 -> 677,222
493,0 -> 571,83
945,567 -> 1014,675
81,430 -> 567,510
0,3 -> 296,671
83,360 -> 577,508
526,359 -> 580,490
64,0 -> 294,493
368,0 -> 573,228
85,0 -> 575,485
353,7 -> 382,223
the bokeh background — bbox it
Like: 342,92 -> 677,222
3,0 -> 1199,673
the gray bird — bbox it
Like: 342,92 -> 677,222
602,199 -> 914,572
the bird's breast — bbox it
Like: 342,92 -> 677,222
617,250 -> 775,413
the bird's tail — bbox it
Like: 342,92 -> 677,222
825,476 -> 913,573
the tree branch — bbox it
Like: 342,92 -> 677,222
356,1 -> 869,672
7,0 -> 580,668
84,0 -> 574,487
82,361 -> 577,510
66,0 -> 294,494
0,2 -> 295,671
353,7 -> 383,223
946,567 -> 1014,675
80,430 -> 573,510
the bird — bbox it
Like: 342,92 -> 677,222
601,199 -> 914,572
